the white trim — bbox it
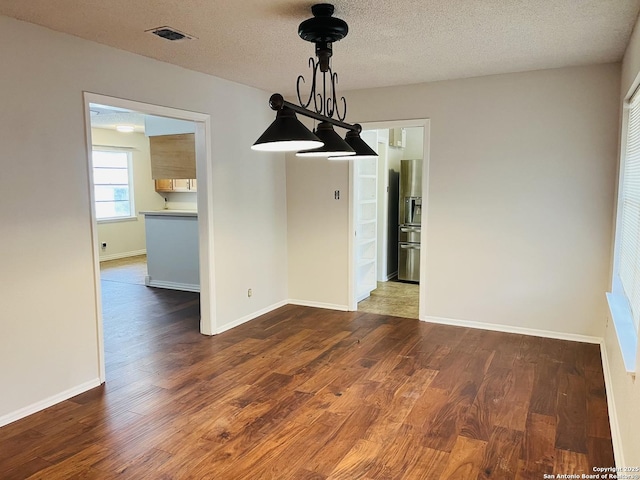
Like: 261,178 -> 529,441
194,119 -> 216,335
85,93 -> 211,122
421,315 -> 602,344
99,249 -> 146,262
347,158 -> 356,310
0,378 -> 101,428
144,277 -> 200,293
83,92 -> 216,384
606,291 -> 638,372
348,119 -> 430,315
288,299 -> 350,312
599,339 -> 625,467
215,300 -> 289,334
84,97 -> 106,383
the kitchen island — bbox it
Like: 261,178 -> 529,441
141,210 -> 199,292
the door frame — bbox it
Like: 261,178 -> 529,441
348,118 -> 430,319
83,92 -> 216,383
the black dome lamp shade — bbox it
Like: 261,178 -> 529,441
329,126 -> 378,160
296,122 -> 355,157
251,107 -> 323,152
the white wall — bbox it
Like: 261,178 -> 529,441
604,13 -> 640,466
287,156 -> 350,309
287,64 -> 619,337
92,128 -> 163,260
388,143 -> 404,174
403,127 -> 424,160
165,191 -> 197,210
0,16 -> 287,423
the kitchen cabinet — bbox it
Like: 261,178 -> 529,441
149,133 -> 196,179
154,178 -> 197,193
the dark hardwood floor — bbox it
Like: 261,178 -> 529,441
0,264 -> 614,478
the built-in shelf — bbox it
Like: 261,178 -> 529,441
354,154 -> 378,302
358,258 -> 375,268
358,238 -> 376,247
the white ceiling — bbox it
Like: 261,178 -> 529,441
1,0 -> 639,95
89,104 -> 146,132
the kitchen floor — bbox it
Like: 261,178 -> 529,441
358,280 -> 419,319
100,254 -> 148,285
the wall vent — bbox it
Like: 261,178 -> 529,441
146,26 -> 195,41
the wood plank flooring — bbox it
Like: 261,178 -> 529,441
0,264 -> 614,478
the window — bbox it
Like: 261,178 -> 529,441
618,95 -> 640,331
608,90 -> 640,372
92,149 -> 134,221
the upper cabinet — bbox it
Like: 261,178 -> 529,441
149,133 -> 196,180
154,178 -> 197,193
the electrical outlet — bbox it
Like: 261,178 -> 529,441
248,288 -> 252,298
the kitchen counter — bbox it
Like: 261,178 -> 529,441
140,210 -> 197,217
142,212 -> 199,292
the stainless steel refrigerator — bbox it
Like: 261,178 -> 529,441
398,159 -> 422,282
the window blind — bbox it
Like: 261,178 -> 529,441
618,94 -> 640,331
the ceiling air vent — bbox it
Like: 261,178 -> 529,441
146,26 -> 195,41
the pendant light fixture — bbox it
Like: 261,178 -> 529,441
252,4 -> 377,160
296,122 -> 355,157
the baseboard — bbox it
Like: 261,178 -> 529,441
99,249 -> 146,262
0,378 -> 101,428
420,315 -> 602,344
215,300 -> 289,334
145,276 -> 200,293
599,340 -> 625,467
288,299 -> 350,312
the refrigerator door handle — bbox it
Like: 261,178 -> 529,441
400,244 -> 421,249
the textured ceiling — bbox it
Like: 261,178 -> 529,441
1,0 -> 639,95
90,104 -> 146,132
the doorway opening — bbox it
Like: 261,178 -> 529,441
83,93 -> 215,383
348,120 -> 429,320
